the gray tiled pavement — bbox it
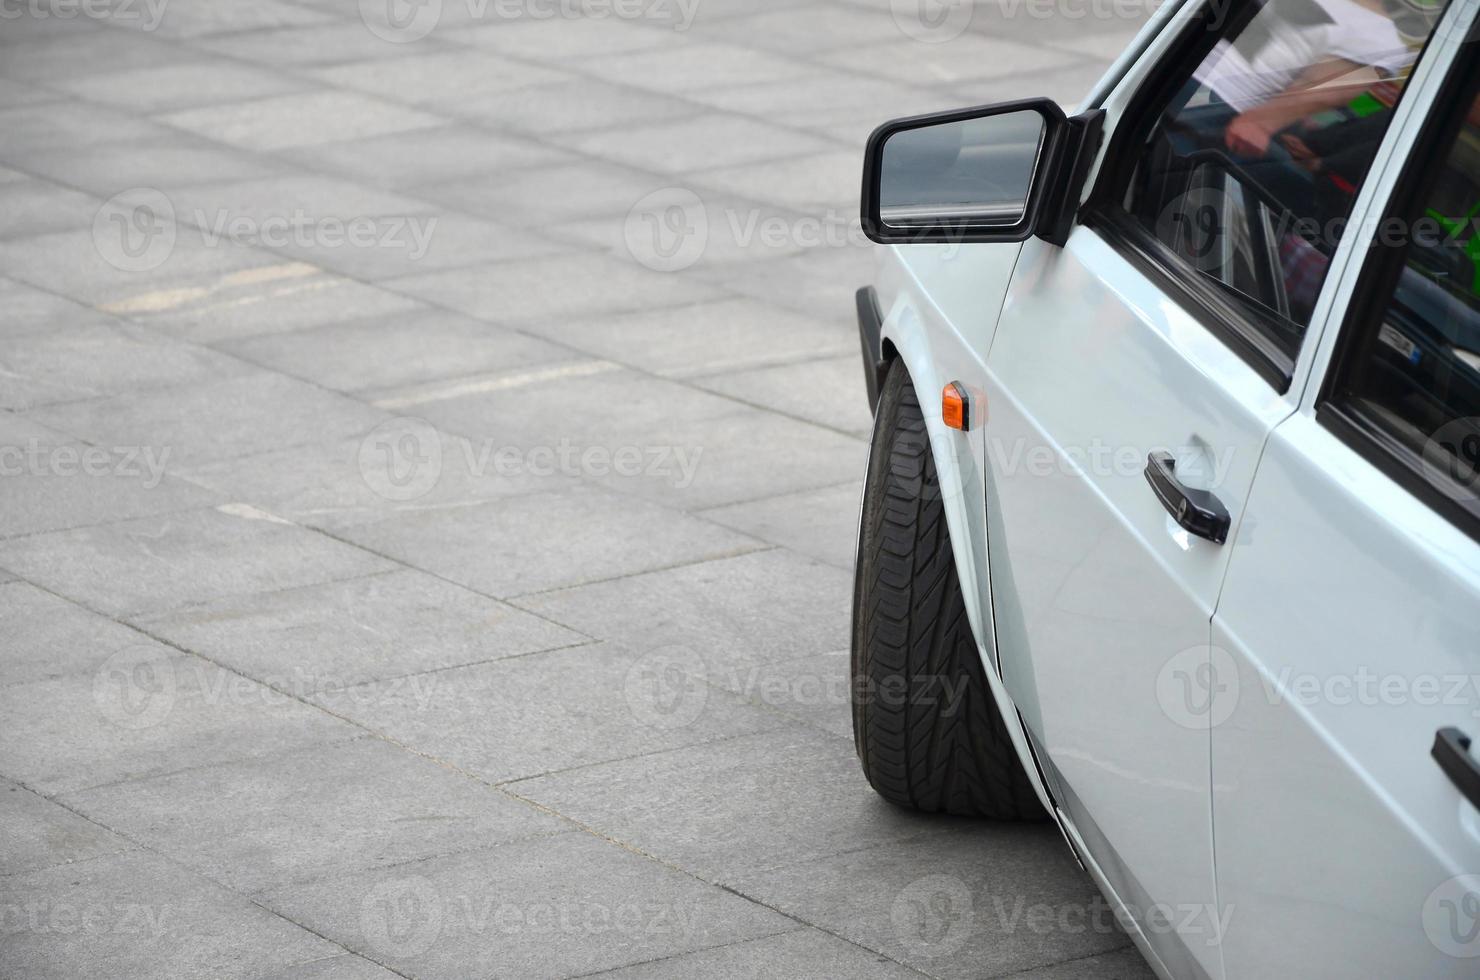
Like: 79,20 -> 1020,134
0,2 -> 1157,978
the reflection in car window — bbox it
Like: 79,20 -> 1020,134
1121,0 -> 1448,358
1344,68 -> 1480,504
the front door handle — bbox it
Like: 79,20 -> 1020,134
1143,451 -> 1231,544
1433,728 -> 1480,810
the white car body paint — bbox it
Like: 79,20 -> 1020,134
862,0 -> 1480,976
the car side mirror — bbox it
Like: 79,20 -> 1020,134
861,99 -> 1104,247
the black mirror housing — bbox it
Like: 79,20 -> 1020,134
861,99 -> 1104,248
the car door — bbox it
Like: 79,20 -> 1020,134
1210,9 -> 1480,976
977,1 -> 1455,977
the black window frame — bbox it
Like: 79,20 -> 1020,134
1080,0 -> 1446,394
1317,35 -> 1480,543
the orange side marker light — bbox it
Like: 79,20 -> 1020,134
943,382 -> 971,432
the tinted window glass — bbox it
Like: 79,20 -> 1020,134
1120,0 -> 1447,357
1343,65 -> 1480,504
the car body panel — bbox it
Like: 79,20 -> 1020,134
859,0 -> 1480,975
1208,11 -> 1480,972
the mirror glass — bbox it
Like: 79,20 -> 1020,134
878,109 -> 1046,232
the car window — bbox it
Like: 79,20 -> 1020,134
1114,0 -> 1448,362
1337,63 -> 1480,510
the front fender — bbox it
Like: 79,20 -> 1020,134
870,242 -> 1064,825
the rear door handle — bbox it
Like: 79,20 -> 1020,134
1143,451 -> 1231,544
1433,728 -> 1480,810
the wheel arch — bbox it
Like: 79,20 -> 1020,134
873,284 -> 1068,830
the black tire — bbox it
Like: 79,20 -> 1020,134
851,363 -> 1045,820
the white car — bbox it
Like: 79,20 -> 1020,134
849,0 -> 1480,976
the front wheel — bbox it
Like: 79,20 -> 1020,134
851,363 -> 1045,820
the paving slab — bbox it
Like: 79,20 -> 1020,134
0,778 -> 133,876
513,548 -> 852,669
262,831 -> 797,980
0,178 -> 104,241
28,370 -> 391,468
255,954 -> 407,980
311,641 -> 782,784
0,410 -> 217,540
0,850 -> 339,980
44,60 -> 310,114
0,580 -> 167,688
61,737 -> 565,895
588,927 -> 922,979
161,92 -> 446,153
336,484 -> 763,598
218,307 -> 576,395
699,481 -> 863,570
725,828 -> 1147,979
693,352 -> 875,436
18,136 -> 286,196
281,124 -> 570,190
578,43 -> 815,93
0,505 -> 394,619
445,78 -> 696,135
572,407 -> 868,510
520,298 -> 851,379
136,568 -> 586,693
1,640 -> 355,795
172,426 -> 568,532
0,227 -> 278,312
197,22 -> 439,67
555,114 -> 836,175
0,317 -> 248,411
511,726 -> 965,883
312,49 -> 571,107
